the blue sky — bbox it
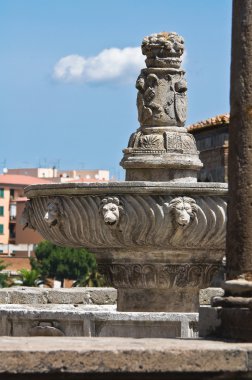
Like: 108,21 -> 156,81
0,0 -> 232,179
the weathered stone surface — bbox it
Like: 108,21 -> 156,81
117,288 -> 199,312
226,0 -> 252,280
199,287 -> 224,305
0,287 -> 117,305
0,304 -> 198,338
0,337 -> 250,375
46,288 -> 117,305
24,186 -> 227,252
199,306 -> 252,342
137,33 -> 186,127
0,290 -> 9,304
198,306 -> 221,338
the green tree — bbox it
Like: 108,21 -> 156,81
17,269 -> 43,287
31,241 -> 104,287
0,259 -> 11,288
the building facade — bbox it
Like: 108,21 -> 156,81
188,114 -> 229,183
0,174 -> 52,257
7,168 -> 110,182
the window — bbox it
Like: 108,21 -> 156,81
9,223 -> 15,239
10,204 -> 16,219
0,207 -> 3,216
0,225 -> 4,234
0,189 -> 4,198
10,189 -> 15,199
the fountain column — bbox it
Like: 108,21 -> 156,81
121,32 -> 202,181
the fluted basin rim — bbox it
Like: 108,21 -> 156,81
25,181 -> 228,198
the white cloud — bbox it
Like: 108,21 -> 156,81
53,47 -> 145,84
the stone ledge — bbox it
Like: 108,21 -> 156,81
0,337 -> 250,375
0,305 -> 198,338
0,287 -> 223,306
0,287 -> 117,305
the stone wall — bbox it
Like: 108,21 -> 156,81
188,119 -> 229,183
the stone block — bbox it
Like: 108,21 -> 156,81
117,288 -> 200,312
86,287 -> 117,305
199,306 -> 252,341
199,287 -> 224,305
217,308 -> 252,341
198,306 -> 221,337
91,310 -> 198,339
6,287 -> 48,304
95,320 -> 181,338
0,290 -> 9,304
46,288 -> 87,304
46,288 -> 117,304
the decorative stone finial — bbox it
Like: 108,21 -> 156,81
120,31 -> 202,182
142,32 -> 184,68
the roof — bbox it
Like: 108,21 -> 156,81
187,113 -> 229,133
0,174 -> 53,186
65,178 -> 111,183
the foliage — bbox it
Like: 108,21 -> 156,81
17,269 -> 43,287
31,241 -> 104,287
73,268 -> 105,287
0,259 -> 11,288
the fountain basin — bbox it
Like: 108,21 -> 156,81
24,181 -> 227,312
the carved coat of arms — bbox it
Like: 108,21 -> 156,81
175,93 -> 187,123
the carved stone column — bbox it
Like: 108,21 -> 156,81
200,0 -> 252,341
226,0 -> 252,281
120,32 -> 202,182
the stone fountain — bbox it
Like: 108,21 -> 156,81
23,33 -> 227,321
